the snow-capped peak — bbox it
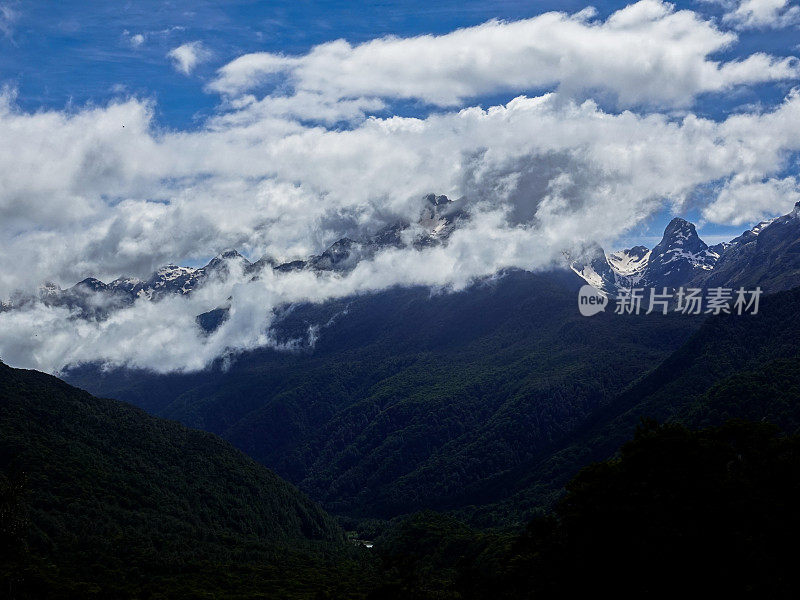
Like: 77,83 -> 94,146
752,218 -> 777,234
154,265 -> 197,282
607,245 -> 650,277
657,218 -> 706,252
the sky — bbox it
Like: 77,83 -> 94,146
1,0 -> 800,372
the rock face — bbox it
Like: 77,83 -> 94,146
607,245 -> 650,283
569,243 -> 619,292
572,202 -> 800,295
643,218 -> 719,288
273,193 -> 467,273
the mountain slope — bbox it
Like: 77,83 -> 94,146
0,362 -> 368,599
484,283 -> 800,522
572,201 -> 800,294
691,201 -> 800,292
67,269 -> 700,520
375,420 -> 800,599
0,194 -> 465,320
642,217 -> 718,287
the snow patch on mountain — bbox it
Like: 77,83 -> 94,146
1,194 -> 469,318
570,262 -> 607,290
607,246 -> 650,276
571,201 -> 800,294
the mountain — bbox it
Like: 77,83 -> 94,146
9,196 -> 800,528
5,198 -> 800,321
480,281 -> 800,523
643,217 -> 719,288
1,194 -> 467,320
359,283 -> 800,596
514,420 -> 800,597
371,420 -> 800,599
0,361 -> 370,599
568,243 -> 619,291
572,201 -> 800,294
65,269 -> 700,521
609,282 -> 800,432
606,244 -> 650,282
691,202 -> 800,292
570,217 -> 721,293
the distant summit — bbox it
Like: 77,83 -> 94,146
9,196 -> 800,317
643,217 -> 718,288
1,194 -> 468,318
572,202 -> 800,295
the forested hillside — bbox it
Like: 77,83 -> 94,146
370,420 -> 800,599
482,284 -> 800,522
0,362 -> 370,599
9,360 -> 797,598
67,270 -> 700,519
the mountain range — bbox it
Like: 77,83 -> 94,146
572,201 -> 800,295
5,198 -> 800,596
64,269 -> 701,520
68,265 -> 800,525
43,198 -> 800,524
0,194 -> 467,319
5,198 -> 800,325
7,323 -> 800,597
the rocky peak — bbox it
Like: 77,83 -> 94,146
73,277 -> 108,292
654,218 -> 707,255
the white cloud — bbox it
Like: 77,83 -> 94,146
122,30 -> 147,48
214,91 -> 387,125
208,0 -> 800,109
0,213 -> 563,373
716,0 -> 800,30
168,41 -> 211,75
1,88 -> 800,304
0,3 -> 17,38
702,175 -> 800,224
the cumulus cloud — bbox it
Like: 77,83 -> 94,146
1,88 -> 800,296
702,175 -> 800,224
0,212 -> 563,373
168,41 -> 211,75
712,0 -> 800,30
214,91 -> 387,126
3,87 -> 800,295
208,0 -> 800,109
